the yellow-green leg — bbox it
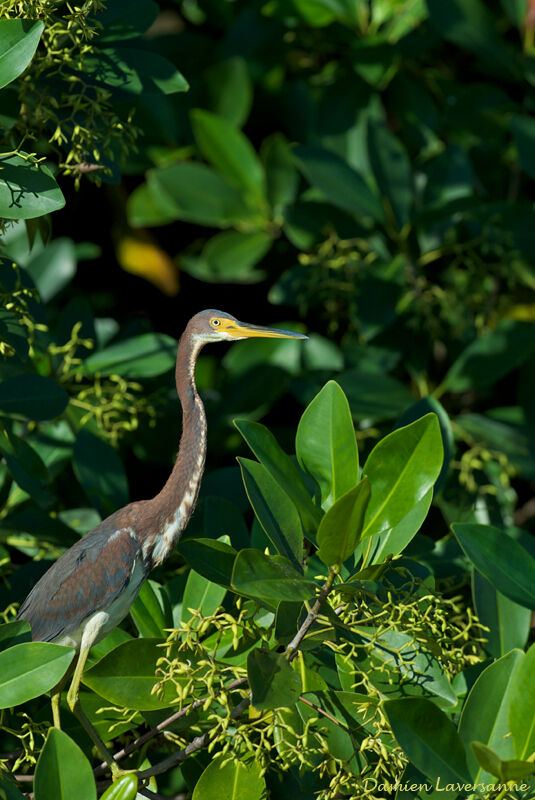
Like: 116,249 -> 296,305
50,663 -> 75,729
66,646 -> 128,779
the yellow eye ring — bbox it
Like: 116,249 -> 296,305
210,318 -> 221,327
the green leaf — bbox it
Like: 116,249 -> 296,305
338,367 -> 413,421
459,649 -> 522,784
248,648 -> 302,710
181,568 -> 226,623
0,19 -> 44,90
361,414 -> 443,541
232,549 -> 317,602
82,638 -> 178,710
238,457 -> 303,568
385,697 -> 471,784
470,742 -> 535,783
99,775 -> 139,800
73,429 -> 129,516
191,109 -> 266,197
354,627 -> 457,707
0,426 -> 53,506
192,758 -> 265,800
367,119 -> 412,229
296,380 -> 359,509
98,0 -> 158,41
179,538 -> 237,587
148,162 -> 254,227
442,320 -> 535,392
182,230 -> 272,283
0,374 -> 68,421
234,419 -> 321,539
34,728 -> 96,800
263,133 -> 299,216
427,0 -> 518,74
395,396 -> 453,493
25,238 -> 76,302
89,47 -> 188,95
0,642 -> 75,708
509,643 -> 535,760
317,478 -> 371,567
359,488 -> 433,566
0,153 -> 65,220
472,570 -> 531,658
452,524 -> 535,609
293,145 -> 384,222
81,332 -> 178,378
0,620 -> 31,651
130,580 -> 172,638
511,115 -> 535,181
201,57 -> 253,128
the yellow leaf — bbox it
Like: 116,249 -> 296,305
116,233 -> 179,296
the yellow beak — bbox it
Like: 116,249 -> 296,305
227,320 -> 308,340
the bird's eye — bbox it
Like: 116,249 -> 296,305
211,318 -> 221,327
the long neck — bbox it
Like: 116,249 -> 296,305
142,331 -> 207,567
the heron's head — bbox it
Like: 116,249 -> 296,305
188,309 -> 308,343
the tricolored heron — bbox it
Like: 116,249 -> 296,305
17,309 -> 307,778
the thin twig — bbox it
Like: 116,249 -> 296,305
136,696 -> 251,780
93,677 -> 248,776
298,695 -> 351,733
286,566 -> 338,659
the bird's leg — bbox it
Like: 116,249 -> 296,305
50,661 -> 75,729
66,646 -> 125,779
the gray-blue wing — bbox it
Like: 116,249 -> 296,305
17,521 -> 144,643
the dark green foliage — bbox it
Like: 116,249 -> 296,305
2,0 -> 535,798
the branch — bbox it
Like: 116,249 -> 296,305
94,677 -> 248,776
286,566 -> 338,659
136,696 -> 251,780
298,695 -> 350,733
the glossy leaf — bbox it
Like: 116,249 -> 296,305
232,549 -> 317,602
238,457 -> 303,568
355,627 -> 457,707
0,153 -> 65,220
148,162 -> 253,227
470,742 -> 535,783
459,649 -> 522,783
509,643 -> 535,760
34,728 -> 96,800
361,414 -> 443,541
201,57 -> 253,128
88,47 -> 188,95
385,697 -> 471,783
25,237 -> 76,302
181,568 -> 226,622
179,537 -> 237,587
453,523 -> 535,609
0,374 -> 68,421
367,119 -> 412,229
234,418 -> 321,539
191,109 -> 266,197
0,19 -> 44,90
73,429 -> 129,516
248,648 -> 302,710
99,775 -> 138,800
360,488 -> 433,566
182,230 -> 272,283
263,133 -> 299,215
338,367 -> 413,421
0,642 -> 75,708
81,332 -> 178,378
82,638 -> 178,710
472,570 -> 530,658
130,579 -> 172,638
192,758 -> 265,800
0,620 -> 31,651
294,145 -> 384,221
442,320 -> 535,393
316,478 -> 370,567
296,380 -> 359,509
